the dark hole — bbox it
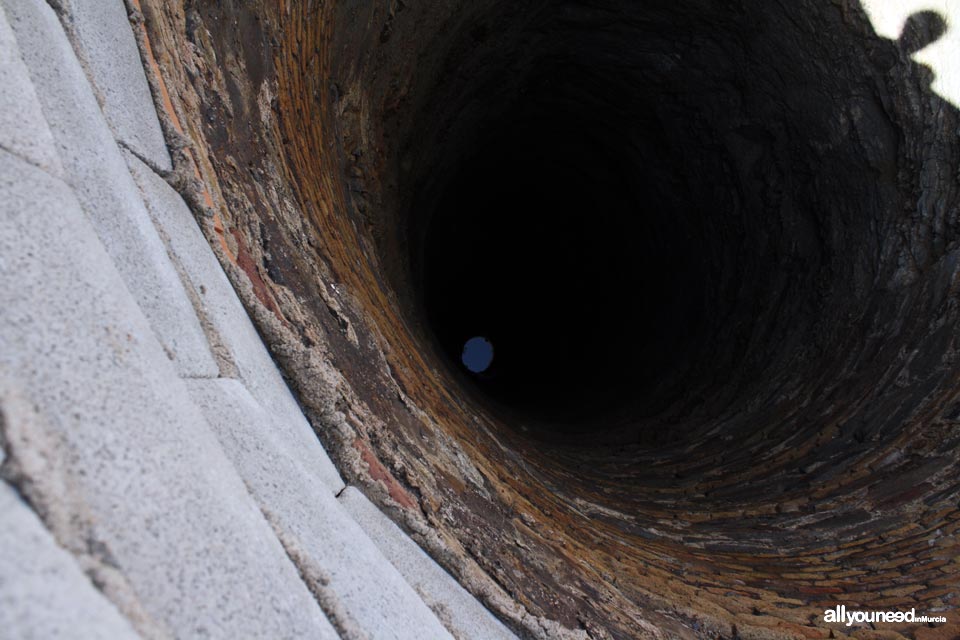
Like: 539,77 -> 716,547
402,1 -> 954,441
419,76 -> 709,426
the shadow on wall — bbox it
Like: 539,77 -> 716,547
863,1 -> 960,108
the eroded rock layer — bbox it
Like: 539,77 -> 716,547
138,1 -> 959,637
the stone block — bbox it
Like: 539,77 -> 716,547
0,5 -> 60,175
188,378 -> 452,640
0,483 -> 140,640
125,151 -> 345,493
0,148 -> 337,639
53,0 -> 171,172
340,486 -> 519,640
1,0 -> 217,378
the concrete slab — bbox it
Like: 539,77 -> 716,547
0,3 -> 61,175
53,0 -> 171,172
340,487 -> 520,640
1,0 -> 217,379
0,148 -> 337,640
125,151 -> 346,494
188,378 -> 454,640
0,483 -> 141,640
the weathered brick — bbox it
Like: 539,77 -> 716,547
913,624 -> 960,640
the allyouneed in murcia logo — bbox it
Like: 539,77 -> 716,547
824,605 -> 947,627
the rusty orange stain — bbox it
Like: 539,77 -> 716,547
354,439 -> 417,510
229,227 -> 284,322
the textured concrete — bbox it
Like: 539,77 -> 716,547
0,483 -> 141,640
0,4 -> 61,175
340,487 -> 520,640
0,148 -> 337,639
53,0 -> 172,172
189,379 -> 449,640
1,0 -> 217,378
188,378 -> 454,640
125,152 -> 345,494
